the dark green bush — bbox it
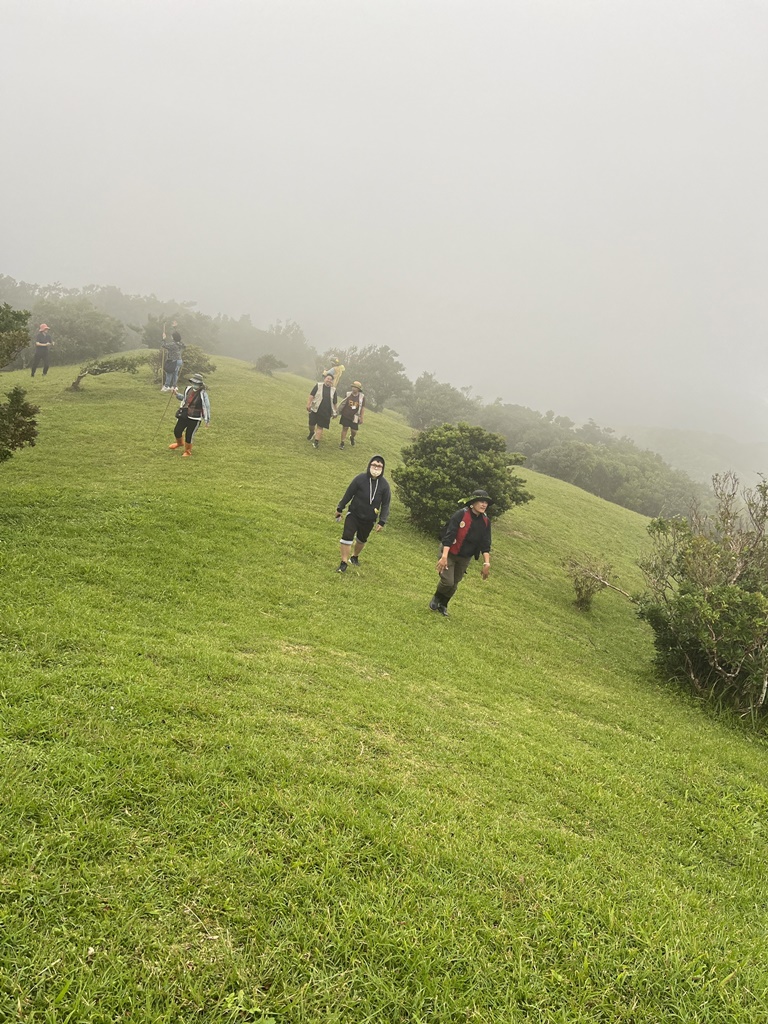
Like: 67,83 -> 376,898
392,422 -> 533,537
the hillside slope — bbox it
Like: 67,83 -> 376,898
2,358 -> 767,1023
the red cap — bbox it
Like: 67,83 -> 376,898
39,324 -> 50,330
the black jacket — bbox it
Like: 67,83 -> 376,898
337,455 -> 391,525
441,506 -> 491,559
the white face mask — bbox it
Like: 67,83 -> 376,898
369,464 -> 383,477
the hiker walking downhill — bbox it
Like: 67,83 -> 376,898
334,455 -> 391,572
168,374 -> 210,457
429,490 -> 492,617
161,322 -> 185,392
30,324 -> 54,377
337,381 -> 365,449
306,373 -> 338,448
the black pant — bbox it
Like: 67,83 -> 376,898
31,348 -> 50,375
174,414 -> 201,443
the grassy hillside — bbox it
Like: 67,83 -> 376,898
2,357 -> 767,1023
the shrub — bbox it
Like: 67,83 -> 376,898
392,422 -> 533,537
179,346 -> 217,380
253,354 -> 287,376
638,473 -> 768,717
0,387 -> 39,462
564,556 -> 614,611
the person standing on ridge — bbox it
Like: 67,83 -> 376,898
168,373 -> 211,457
306,373 -> 338,448
30,324 -> 54,377
161,321 -> 185,392
334,455 -> 390,572
337,381 -> 365,449
429,490 -> 492,616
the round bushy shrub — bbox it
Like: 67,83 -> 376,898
392,422 -> 533,537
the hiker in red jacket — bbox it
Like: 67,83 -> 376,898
429,490 -> 492,617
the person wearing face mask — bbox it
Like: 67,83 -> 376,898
168,374 -> 211,457
334,455 -> 391,572
429,490 -> 492,616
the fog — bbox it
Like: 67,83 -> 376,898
3,0 -> 768,439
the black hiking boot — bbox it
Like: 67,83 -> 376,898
336,561 -> 348,573
350,556 -> 360,566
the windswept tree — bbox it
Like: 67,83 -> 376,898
68,353 -> 153,391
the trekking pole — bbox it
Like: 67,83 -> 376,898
152,390 -> 177,440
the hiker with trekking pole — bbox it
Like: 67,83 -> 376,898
167,374 -> 211,457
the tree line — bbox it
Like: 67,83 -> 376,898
0,274 -> 706,516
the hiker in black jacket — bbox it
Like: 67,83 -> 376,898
334,455 -> 391,573
429,490 -> 492,616
30,324 -> 54,377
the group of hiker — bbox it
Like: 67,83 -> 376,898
306,359 -> 365,451
329,451 -> 492,617
30,324 -> 492,615
306,358 -> 492,613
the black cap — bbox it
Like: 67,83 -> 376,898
466,489 -> 492,506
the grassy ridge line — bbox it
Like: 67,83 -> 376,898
1,358 -> 767,1022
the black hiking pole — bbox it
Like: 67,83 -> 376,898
153,389 -> 177,440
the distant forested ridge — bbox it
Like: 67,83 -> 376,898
618,424 -> 768,490
0,274 -> 706,515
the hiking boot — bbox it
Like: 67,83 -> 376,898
437,603 -> 449,617
168,438 -> 184,449
339,442 -> 345,450
350,556 -> 360,566
312,440 -> 319,449
336,561 -> 348,573
429,597 -> 440,612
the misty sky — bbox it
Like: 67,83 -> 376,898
3,0 -> 768,438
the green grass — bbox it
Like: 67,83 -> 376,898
1,358 -> 767,1022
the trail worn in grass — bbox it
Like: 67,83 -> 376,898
1,359 -> 767,1022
